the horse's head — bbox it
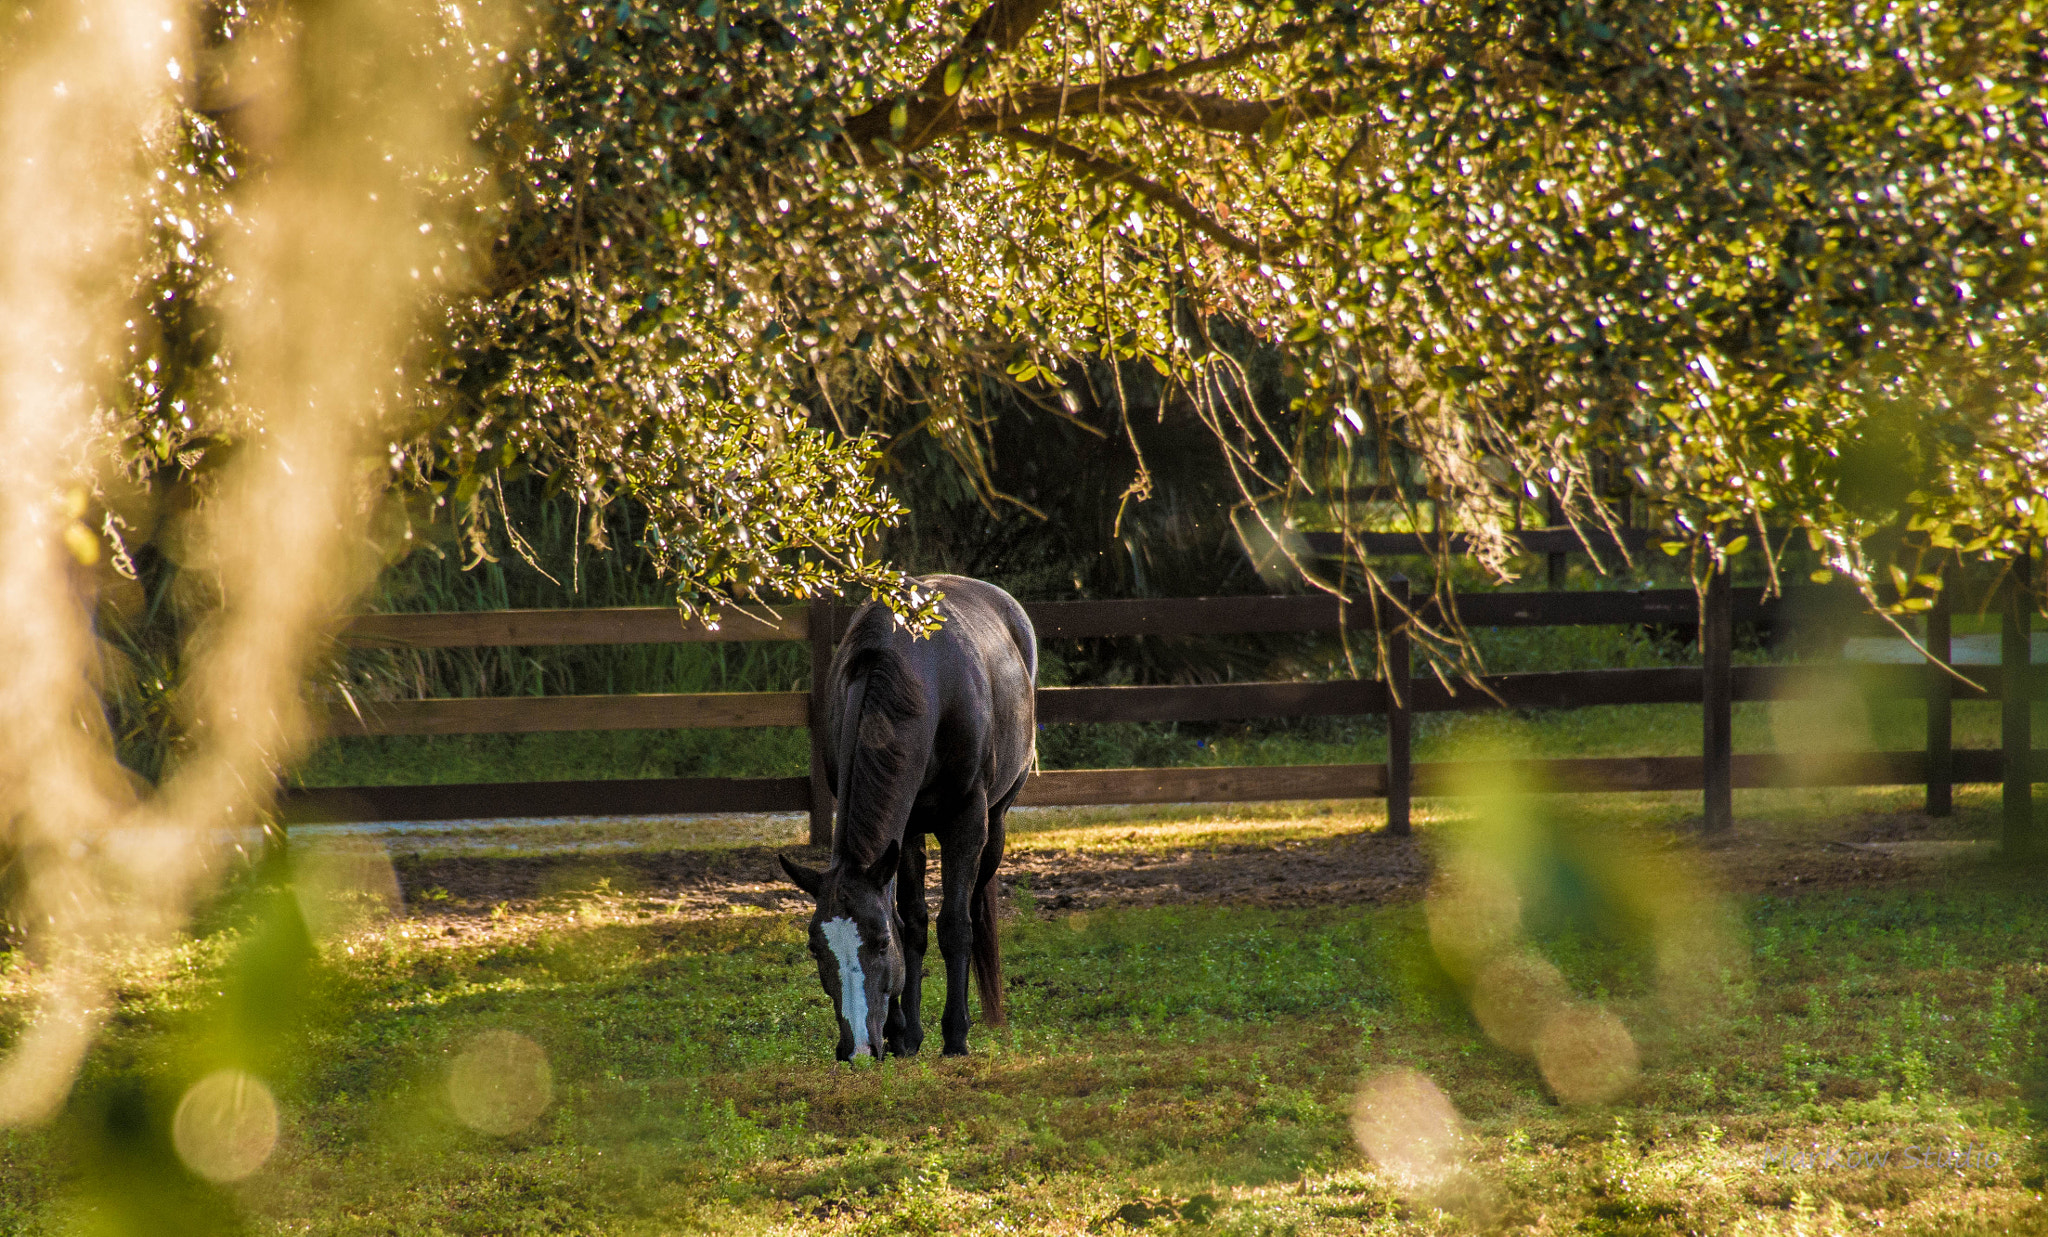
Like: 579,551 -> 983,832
778,841 -> 903,1061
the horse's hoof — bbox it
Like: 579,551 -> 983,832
942,1044 -> 970,1057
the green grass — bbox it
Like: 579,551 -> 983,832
293,725 -> 813,787
4,795 -> 2046,1235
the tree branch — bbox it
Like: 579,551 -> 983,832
1001,128 -> 1265,259
963,86 -> 1343,135
841,18 -> 1341,157
842,0 -> 1059,157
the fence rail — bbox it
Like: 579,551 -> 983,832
330,584 -> 1853,650
285,579 -> 2042,846
318,664 -> 2019,737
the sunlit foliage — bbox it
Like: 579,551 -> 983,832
107,0 -> 2043,623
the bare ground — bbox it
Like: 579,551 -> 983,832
386,802 -> 2009,929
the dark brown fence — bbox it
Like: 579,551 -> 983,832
282,579 -> 2043,844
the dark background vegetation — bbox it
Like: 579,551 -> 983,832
97,351 -> 1817,795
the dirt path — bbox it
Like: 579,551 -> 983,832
388,805 -> 2002,926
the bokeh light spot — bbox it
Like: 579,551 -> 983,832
448,1030 -> 552,1135
1425,855 -> 1521,978
1534,1004 -> 1641,1106
172,1069 -> 280,1182
1471,950 -> 1572,1055
1654,899 -> 1743,1019
294,837 -> 401,941
1351,1067 -> 1465,1189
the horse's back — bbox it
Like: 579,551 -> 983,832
831,576 -> 1036,800
926,576 -> 1036,790
923,574 -> 1036,687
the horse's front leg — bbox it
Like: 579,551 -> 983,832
933,788 -> 990,1056
887,831 -> 930,1057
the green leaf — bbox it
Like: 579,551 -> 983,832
1722,535 -> 1749,557
1809,569 -> 1835,584
1135,45 -> 1156,73
1658,540 -> 1688,557
889,100 -> 908,138
943,60 -> 965,96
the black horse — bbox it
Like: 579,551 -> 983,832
779,575 -> 1036,1061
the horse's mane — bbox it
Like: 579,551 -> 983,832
834,642 -> 927,869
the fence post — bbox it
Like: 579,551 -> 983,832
1386,574 -> 1412,836
1926,567 -> 1953,818
1546,491 -> 1567,591
807,598 -> 838,849
1702,565 -> 1733,832
2003,548 -> 2034,858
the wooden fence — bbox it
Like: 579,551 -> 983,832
281,576 -> 2043,847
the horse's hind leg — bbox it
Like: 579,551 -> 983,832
887,830 -> 929,1058
981,774 -> 1022,892
933,787 -> 990,1056
967,774 -> 1022,1027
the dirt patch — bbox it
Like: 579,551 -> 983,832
1703,807 -> 2006,893
1000,831 -> 1429,912
392,830 -> 1432,921
394,845 -> 821,919
387,805 -> 2007,927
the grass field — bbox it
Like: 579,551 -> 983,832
4,782 -> 2046,1236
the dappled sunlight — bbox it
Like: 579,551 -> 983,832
1009,799 -> 1474,853
1010,807 -> 1384,853
8,805 -> 2048,1233
313,811 -> 811,862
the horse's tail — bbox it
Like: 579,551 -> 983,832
836,646 -> 926,863
970,879 -> 1005,1025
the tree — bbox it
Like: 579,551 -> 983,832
3,0 -> 2042,1118
442,0 -> 2045,632
111,0 -> 2048,619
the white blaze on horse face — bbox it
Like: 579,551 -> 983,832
819,917 -> 869,1055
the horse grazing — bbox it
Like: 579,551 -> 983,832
779,575 -> 1036,1061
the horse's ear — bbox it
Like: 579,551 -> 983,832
863,839 -> 900,888
778,854 -> 825,897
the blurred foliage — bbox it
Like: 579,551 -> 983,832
39,862 -> 325,1237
